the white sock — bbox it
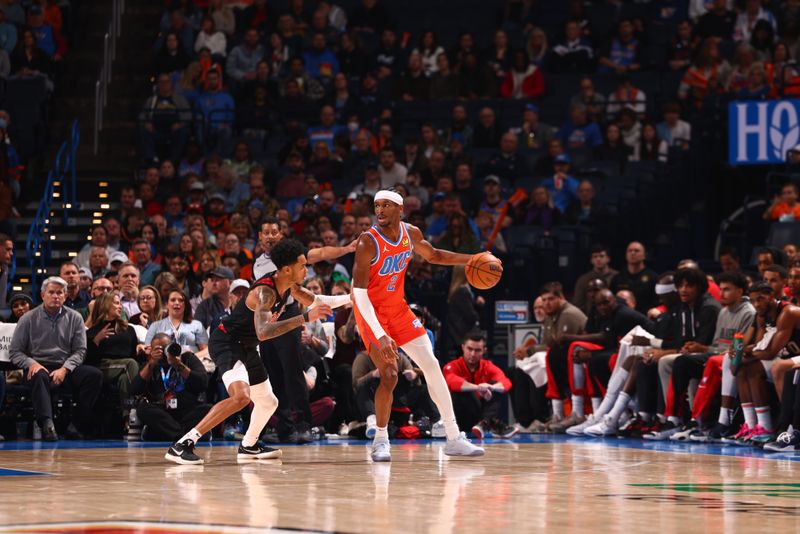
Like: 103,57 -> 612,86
608,392 -> 631,424
571,395 -> 584,417
591,397 -> 601,411
241,381 -> 279,448
721,357 -> 738,397
374,426 -> 389,441
755,406 -> 773,430
553,399 -> 565,418
667,416 -> 681,426
718,407 -> 734,426
179,428 -> 202,444
742,402 -> 756,428
593,368 -> 629,418
401,336 -> 460,440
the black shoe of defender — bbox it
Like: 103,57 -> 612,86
165,439 -> 204,465
237,442 -> 283,460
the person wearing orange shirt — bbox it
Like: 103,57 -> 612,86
764,183 -> 800,221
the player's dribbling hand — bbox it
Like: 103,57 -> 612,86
308,303 -> 333,322
377,335 -> 398,364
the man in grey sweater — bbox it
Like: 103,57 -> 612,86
9,276 -> 100,441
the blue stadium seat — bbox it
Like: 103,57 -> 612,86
766,222 -> 800,249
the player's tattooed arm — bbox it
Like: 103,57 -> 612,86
253,285 -> 303,341
290,284 -> 316,307
405,224 -> 472,266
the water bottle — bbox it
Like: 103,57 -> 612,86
730,332 -> 744,375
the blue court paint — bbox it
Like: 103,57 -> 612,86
0,467 -> 50,476
1,434 -> 798,461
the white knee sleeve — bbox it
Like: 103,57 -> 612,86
242,380 -> 279,447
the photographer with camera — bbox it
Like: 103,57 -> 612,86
131,333 -> 210,441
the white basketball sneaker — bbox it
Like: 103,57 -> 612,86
566,414 -> 596,436
371,439 -> 391,462
584,415 -> 619,437
444,432 -> 485,457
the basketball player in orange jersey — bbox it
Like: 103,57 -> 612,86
352,189 -> 499,461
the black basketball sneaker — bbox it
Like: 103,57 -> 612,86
237,442 -> 283,460
165,439 -> 204,465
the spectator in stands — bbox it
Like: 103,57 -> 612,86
678,37 -> 731,107
472,107 -> 502,149
226,28 -> 264,84
598,18 -> 641,75
194,266 -> 233,331
593,123 -> 631,173
499,49 -> 544,100
128,286 -> 162,329
194,15 -> 226,60
606,74 -> 647,119
559,103 -> 602,150
10,276 -> 99,441
60,261 -> 90,310
611,241 -> 659,313
131,332 -> 210,441
283,56 -> 325,101
750,19 -> 775,61
308,105 -> 345,151
517,185 -> 560,231
145,289 -> 208,353
436,212 -> 481,255
573,244 -> 619,311
730,43 -> 757,92
395,52 -> 430,101
130,240 -> 161,287
156,8 -> 194,57
718,247 -> 742,272
195,70 -> 234,156
89,247 -> 109,280
657,101 -> 692,149
619,107 -> 642,151
11,28 -> 51,81
485,132 -> 525,181
540,154 -> 579,213
487,29 -> 510,84
0,9 -> 17,54
457,51 -> 496,99
510,103 -> 553,151
734,0 -> 777,42
564,179 -> 605,226
670,19 -> 699,71
374,28 -> 401,79
303,31 -> 340,85
378,145 -> 407,184
443,331 -> 515,439
570,77 -> 605,125
85,291 -> 140,414
117,262 -> 141,318
414,30 -> 445,76
633,123 -> 669,162
764,182 -> 800,221
209,0 -> 235,37
550,19 -> 594,73
7,293 -> 31,323
737,61 -> 771,99
27,4 -> 56,59
697,0 -> 736,39
139,73 -> 192,164
153,31 -> 190,76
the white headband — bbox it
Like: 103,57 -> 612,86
655,283 -> 676,295
374,190 -> 403,205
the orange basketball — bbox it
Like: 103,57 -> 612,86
465,252 -> 503,290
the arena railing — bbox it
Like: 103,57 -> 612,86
25,120 -> 80,303
93,0 -> 125,155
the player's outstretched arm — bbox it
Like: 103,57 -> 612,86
307,239 -> 358,264
252,285 -> 331,341
291,284 -> 351,309
406,224 -> 498,267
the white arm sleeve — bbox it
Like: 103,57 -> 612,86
352,288 -> 387,340
311,294 -> 351,309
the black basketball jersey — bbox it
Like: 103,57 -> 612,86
217,272 -> 291,347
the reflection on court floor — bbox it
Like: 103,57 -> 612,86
0,436 -> 798,533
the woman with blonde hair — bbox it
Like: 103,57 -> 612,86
86,291 -> 142,410
526,27 -> 548,67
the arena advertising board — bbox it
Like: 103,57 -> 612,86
729,99 -> 800,165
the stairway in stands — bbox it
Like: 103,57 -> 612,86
14,1 -> 162,295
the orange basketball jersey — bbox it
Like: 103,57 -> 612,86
364,222 -> 413,308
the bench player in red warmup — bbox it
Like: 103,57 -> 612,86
352,188 -> 496,461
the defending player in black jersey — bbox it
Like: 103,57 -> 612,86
165,240 -> 351,465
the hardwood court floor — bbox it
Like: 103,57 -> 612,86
0,435 -> 799,533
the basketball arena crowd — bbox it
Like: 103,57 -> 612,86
3,0 -> 800,452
